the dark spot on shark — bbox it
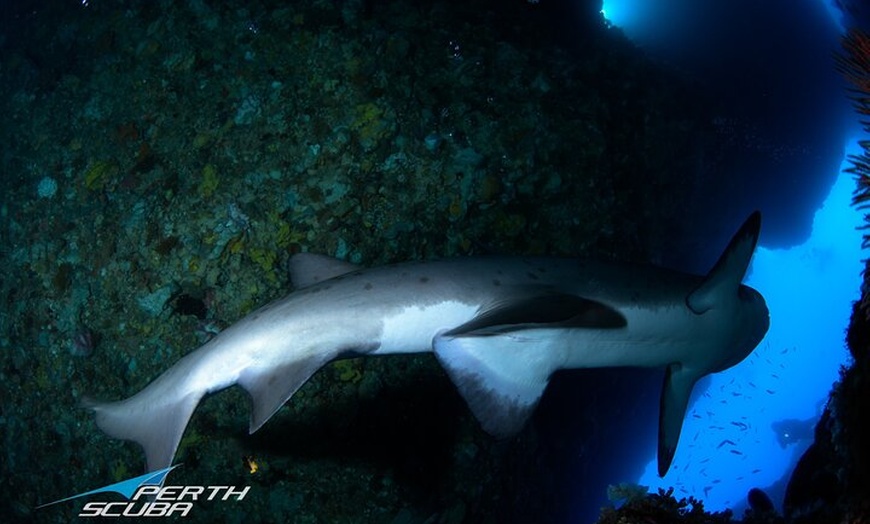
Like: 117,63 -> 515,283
419,276 -> 430,283
492,279 -> 501,286
537,267 -> 546,273
526,272 -> 539,280
364,283 -> 373,290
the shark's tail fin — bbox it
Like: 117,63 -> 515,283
82,391 -> 203,473
84,348 -> 335,473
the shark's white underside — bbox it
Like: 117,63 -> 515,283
85,212 -> 769,478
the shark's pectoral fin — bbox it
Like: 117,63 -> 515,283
446,293 -> 626,336
239,354 -> 333,433
433,332 -> 558,437
658,363 -> 701,477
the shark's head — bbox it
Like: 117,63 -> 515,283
659,212 -> 769,477
684,211 -> 769,373
714,282 -> 769,371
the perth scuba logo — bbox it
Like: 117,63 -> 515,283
36,465 -> 250,518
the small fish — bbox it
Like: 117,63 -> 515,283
731,421 -> 749,430
766,389 -> 775,394
730,449 -> 744,455
717,439 -> 736,449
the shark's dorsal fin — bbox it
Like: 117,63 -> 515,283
289,253 -> 361,289
433,332 -> 555,437
686,211 -> 761,314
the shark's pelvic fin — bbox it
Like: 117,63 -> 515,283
657,363 -> 701,476
687,211 -> 761,314
289,253 -> 361,289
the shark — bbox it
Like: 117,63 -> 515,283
85,211 -> 769,477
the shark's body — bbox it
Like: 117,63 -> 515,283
86,213 -> 768,477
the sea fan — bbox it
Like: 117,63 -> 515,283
836,30 -> 870,218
